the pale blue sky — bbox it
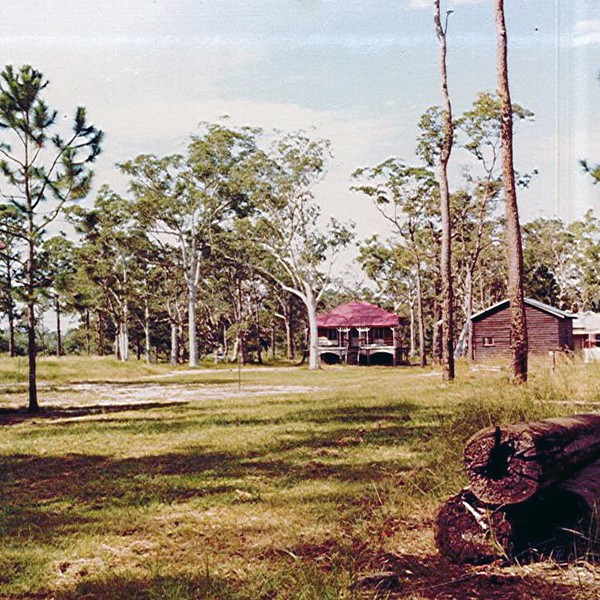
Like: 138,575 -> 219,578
2,0 -> 599,248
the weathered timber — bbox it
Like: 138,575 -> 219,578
464,414 -> 600,505
560,456 -> 600,513
436,466 -> 600,565
472,301 -> 573,361
434,488 -> 514,564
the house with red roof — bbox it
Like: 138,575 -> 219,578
316,301 -> 407,365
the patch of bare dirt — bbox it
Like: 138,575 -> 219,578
0,381 -> 318,422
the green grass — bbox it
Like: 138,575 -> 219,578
0,356 -> 599,598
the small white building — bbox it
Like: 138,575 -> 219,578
572,311 -> 600,362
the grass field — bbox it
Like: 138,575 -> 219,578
1,356 -> 600,599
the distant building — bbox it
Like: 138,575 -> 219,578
316,301 -> 407,365
572,311 -> 600,362
471,298 -> 574,360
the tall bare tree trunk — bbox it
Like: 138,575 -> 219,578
434,0 -> 455,381
495,0 -> 528,382
271,320 -> 276,360
188,285 -> 198,367
7,303 -> 15,358
26,217 -> 38,412
465,268 -> 475,360
284,298 -> 295,360
92,310 -> 99,356
5,260 -> 15,358
170,322 -> 178,366
304,284 -> 320,370
409,300 -> 416,357
144,301 -> 151,364
120,302 -> 129,362
415,263 -> 427,367
55,297 -> 62,357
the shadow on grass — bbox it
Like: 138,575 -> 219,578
53,572 -> 241,600
354,552 -> 583,600
296,403 -> 417,425
0,432 -> 416,544
0,402 -> 191,426
44,551 -> 589,600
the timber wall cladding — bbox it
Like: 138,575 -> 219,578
473,305 -> 568,359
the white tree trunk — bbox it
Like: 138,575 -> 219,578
230,338 -> 239,363
170,322 -> 178,366
409,302 -> 416,356
188,284 -> 198,367
144,303 -> 151,364
304,285 -> 320,370
120,321 -> 129,362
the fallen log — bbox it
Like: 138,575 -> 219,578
434,488 -> 514,564
437,460 -> 600,564
464,414 -> 600,505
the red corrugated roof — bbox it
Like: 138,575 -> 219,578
317,301 -> 399,328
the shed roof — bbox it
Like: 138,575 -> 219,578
317,301 -> 399,328
471,298 -> 574,323
573,311 -> 600,334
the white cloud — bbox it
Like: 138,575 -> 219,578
407,0 -> 487,9
103,96 -> 400,238
573,19 -> 600,47
407,0 -> 432,8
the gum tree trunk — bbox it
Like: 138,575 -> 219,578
434,0 -> 455,381
495,0 -> 528,382
55,297 -> 62,357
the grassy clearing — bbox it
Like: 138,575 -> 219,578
1,356 -> 599,599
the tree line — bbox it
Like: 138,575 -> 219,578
0,65 -> 359,411
1,3 -> 598,411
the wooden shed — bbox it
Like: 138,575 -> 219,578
471,298 -> 574,360
316,301 -> 407,365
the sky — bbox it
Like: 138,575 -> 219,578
2,0 -> 600,261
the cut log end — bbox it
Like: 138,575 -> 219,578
464,427 -> 541,505
434,489 -> 513,565
464,415 -> 600,506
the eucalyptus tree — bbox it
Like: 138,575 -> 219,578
450,186 -> 503,356
455,92 -> 533,356
358,237 -> 418,355
522,219 -> 577,310
0,204 -> 24,356
40,235 -> 76,356
69,186 -> 139,361
120,124 -> 260,367
570,211 -> 600,311
522,213 -> 600,312
249,132 -> 354,370
495,1 -> 528,382
352,159 -> 440,366
126,235 -> 167,363
431,0 -> 456,380
0,65 -> 102,410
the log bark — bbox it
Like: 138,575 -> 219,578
495,0 -> 528,382
435,488 -> 514,564
435,484 -> 597,564
559,455 -> 600,514
464,414 -> 600,505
